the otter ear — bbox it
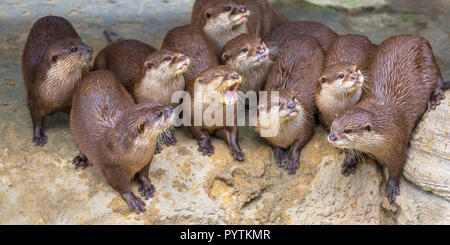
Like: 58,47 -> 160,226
363,124 -> 372,132
51,55 -> 58,62
320,77 -> 327,83
137,121 -> 145,134
221,53 -> 230,62
144,61 -> 153,70
204,9 -> 212,19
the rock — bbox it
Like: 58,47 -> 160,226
404,90 -> 450,201
302,0 -> 387,12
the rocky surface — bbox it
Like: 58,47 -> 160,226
0,0 -> 448,224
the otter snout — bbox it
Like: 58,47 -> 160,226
231,73 -> 240,80
257,47 -> 266,55
178,56 -> 187,61
238,7 -> 247,13
328,133 -> 338,142
351,73 -> 359,81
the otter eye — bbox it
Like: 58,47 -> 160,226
338,74 -> 344,79
344,129 -> 352,134
242,48 -> 248,53
224,6 -> 231,11
70,47 -> 78,53
164,57 -> 171,61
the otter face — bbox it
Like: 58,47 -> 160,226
196,66 -> 242,105
143,50 -> 190,81
47,38 -> 93,65
319,63 -> 364,95
222,34 -> 270,69
258,90 -> 302,124
328,109 -> 382,153
131,104 -> 175,139
202,1 -> 249,31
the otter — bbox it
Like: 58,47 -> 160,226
185,65 -> 245,161
221,33 -> 271,94
191,0 -> 249,54
94,35 -> 189,150
70,70 -> 174,212
255,35 -> 324,174
237,0 -> 288,38
264,21 -> 337,51
22,16 -> 93,146
162,24 -> 219,85
328,35 -> 446,204
316,34 -> 377,128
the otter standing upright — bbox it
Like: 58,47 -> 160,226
328,35 -> 445,203
22,16 -> 93,146
71,70 -> 174,212
255,35 -> 324,174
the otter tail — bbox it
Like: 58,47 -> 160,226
103,30 -> 124,43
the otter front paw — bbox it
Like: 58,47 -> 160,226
138,181 -> 155,200
283,157 -> 300,175
428,87 -> 445,110
32,127 -> 47,146
386,180 -> 400,204
341,152 -> 357,176
197,138 -> 214,156
121,192 -> 146,213
230,147 -> 245,161
72,152 -> 91,169
273,147 -> 287,167
154,142 -> 162,155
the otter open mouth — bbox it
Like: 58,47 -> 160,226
233,14 -> 249,26
225,83 -> 239,105
179,62 -> 188,70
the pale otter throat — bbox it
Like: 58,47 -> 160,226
222,33 -> 271,94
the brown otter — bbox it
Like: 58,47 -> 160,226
255,35 -> 324,174
70,70 -> 174,212
328,34 -> 446,204
22,16 -> 93,146
94,36 -> 189,149
316,34 -> 377,128
221,33 -> 271,93
264,21 -> 337,51
185,65 -> 245,160
191,0 -> 249,54
162,24 -> 219,85
236,0 -> 288,38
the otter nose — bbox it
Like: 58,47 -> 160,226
287,103 -> 296,110
231,74 -> 240,80
239,7 -> 246,13
351,73 -> 359,80
328,134 -> 338,142
257,47 -> 265,55
179,56 -> 187,61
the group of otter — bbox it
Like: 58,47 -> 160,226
22,0 -> 446,212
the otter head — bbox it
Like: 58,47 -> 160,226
328,108 -> 382,154
45,38 -> 93,67
222,34 -> 270,70
201,0 -> 249,32
142,50 -> 189,83
319,62 -> 364,97
195,65 -> 242,106
125,104 -> 175,147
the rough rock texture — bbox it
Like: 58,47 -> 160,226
404,90 -> 450,201
0,0 -> 449,224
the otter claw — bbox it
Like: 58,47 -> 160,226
386,180 -> 400,204
138,181 -> 155,200
72,152 -> 91,169
273,148 -> 287,167
231,148 -> 245,161
32,127 -> 47,146
122,192 -> 146,213
197,138 -> 214,156
341,152 -> 357,176
154,142 -> 162,155
284,158 -> 299,175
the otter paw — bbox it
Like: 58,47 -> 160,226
121,192 -> 146,213
197,138 -> 214,156
231,147 -> 245,161
428,88 -> 445,110
341,152 -> 357,176
72,152 -> 91,169
138,181 -> 155,200
154,142 -> 163,155
284,158 -> 300,175
161,132 -> 177,146
273,148 -> 287,167
385,180 -> 400,204
32,133 -> 47,146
